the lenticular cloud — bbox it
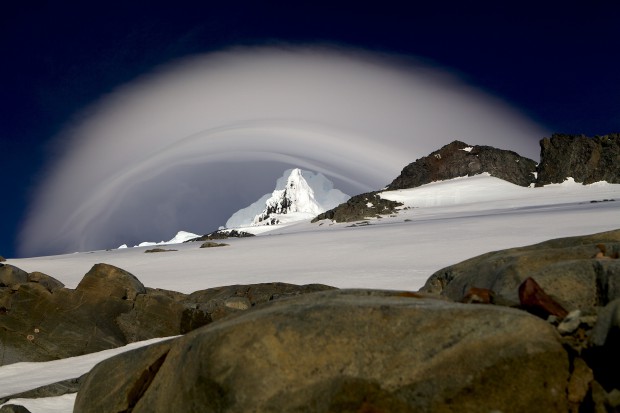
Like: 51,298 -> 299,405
19,46 -> 548,257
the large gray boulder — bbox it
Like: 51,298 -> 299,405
536,133 -> 620,186
421,229 -> 620,311
75,290 -> 569,413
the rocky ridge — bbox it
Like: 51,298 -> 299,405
387,139 -> 538,190
186,228 -> 255,242
536,133 -> 620,186
314,134 -> 619,224
312,192 -> 403,223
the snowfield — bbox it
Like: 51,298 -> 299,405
2,174 -> 619,412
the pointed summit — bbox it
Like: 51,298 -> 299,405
254,169 -> 322,224
226,168 -> 350,228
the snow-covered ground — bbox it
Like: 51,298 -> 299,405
2,175 -> 619,412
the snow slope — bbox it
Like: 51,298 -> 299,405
226,168 -> 349,228
119,230 -> 200,248
2,175 -> 619,412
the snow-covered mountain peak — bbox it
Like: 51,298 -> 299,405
226,168 -> 350,228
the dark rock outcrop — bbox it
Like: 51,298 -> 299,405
312,192 -> 402,223
536,133 -> 620,186
0,256 -> 5,262
187,229 -> 255,242
518,277 -> 568,319
75,289 -> 568,413
387,140 -> 537,190
0,263 -> 335,366
312,140 -> 538,223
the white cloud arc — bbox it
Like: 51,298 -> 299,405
19,46 -> 548,256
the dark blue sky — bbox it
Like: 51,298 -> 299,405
2,1 -> 619,258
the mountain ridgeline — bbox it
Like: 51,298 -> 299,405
314,133 -> 620,223
387,140 -> 537,190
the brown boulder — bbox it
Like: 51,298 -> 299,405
0,265 -> 336,366
27,272 -> 64,292
75,290 -> 569,413
421,229 -> 620,311
74,339 -> 174,413
0,265 -> 28,289
518,277 -> 568,319
76,263 -> 146,300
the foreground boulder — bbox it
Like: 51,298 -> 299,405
421,228 -> 620,409
421,228 -> 620,311
0,264 -> 29,289
0,263 -> 333,366
536,133 -> 620,186
75,290 -> 568,413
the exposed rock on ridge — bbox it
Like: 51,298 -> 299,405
313,140 -> 535,223
387,140 -> 537,190
313,135 -> 620,224
312,192 -> 402,223
536,133 -> 620,186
